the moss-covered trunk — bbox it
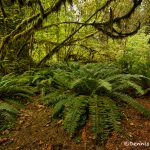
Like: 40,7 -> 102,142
0,35 -> 34,74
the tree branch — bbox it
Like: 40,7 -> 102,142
37,0 -> 114,66
96,22 -> 140,39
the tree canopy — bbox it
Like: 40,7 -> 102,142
0,0 -> 149,73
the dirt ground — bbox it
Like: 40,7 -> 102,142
0,97 -> 150,150
105,97 -> 150,150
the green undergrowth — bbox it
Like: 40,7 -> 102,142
0,62 -> 150,144
0,73 -> 33,132
37,62 -> 150,144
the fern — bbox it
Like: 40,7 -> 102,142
40,62 -> 150,144
0,73 -> 33,96
89,95 -> 121,142
51,98 -> 72,118
64,96 -> 88,134
71,77 -> 98,95
17,75 -> 33,85
89,95 -> 104,135
0,85 -> 33,99
4,99 -> 25,109
111,80 -> 144,94
42,91 -> 67,106
0,102 -> 19,130
32,74 -> 43,84
0,72 -> 34,130
53,71 -> 73,89
102,97 -> 121,132
0,103 -> 18,114
96,79 -> 112,93
113,92 -> 150,118
126,81 -> 144,94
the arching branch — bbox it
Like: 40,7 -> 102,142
0,0 -> 73,60
37,0 -> 114,66
95,23 -> 140,39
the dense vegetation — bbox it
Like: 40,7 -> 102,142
0,0 -> 150,145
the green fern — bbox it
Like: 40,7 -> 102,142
71,77 -> 98,95
0,85 -> 33,99
53,71 -> 73,89
89,95 -> 121,142
64,96 -> 88,134
40,62 -> 150,144
113,92 -> 150,118
0,102 -> 19,130
52,99 -> 66,118
95,79 -> 112,93
4,99 -> 25,109
0,72 -> 34,130
0,103 -> 18,114
42,91 -> 67,106
0,73 -> 33,105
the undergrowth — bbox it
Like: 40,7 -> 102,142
0,62 -> 150,144
38,62 -> 150,144
0,73 -> 33,131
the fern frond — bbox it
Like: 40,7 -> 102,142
4,99 -> 25,109
0,102 -> 18,129
96,79 -> 112,93
1,73 -> 16,80
43,91 -> 67,106
53,71 -> 73,89
89,95 -> 107,138
32,74 -> 44,85
93,65 -> 121,79
0,78 -> 17,87
14,93 -> 31,100
71,78 -> 98,95
105,74 -> 145,82
64,96 -> 88,134
0,85 -> 33,100
113,92 -> 150,118
17,75 -> 33,85
126,81 -> 144,94
52,99 -> 67,118
112,80 -> 144,94
102,97 -> 121,132
0,103 -> 18,114
89,95 -> 121,142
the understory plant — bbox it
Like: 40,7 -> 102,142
1,62 -> 149,143
39,62 -> 150,143
0,73 -> 33,130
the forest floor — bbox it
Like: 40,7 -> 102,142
0,96 -> 150,150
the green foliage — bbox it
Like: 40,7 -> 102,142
0,61 -> 149,142
63,96 -> 88,134
43,91 -> 68,106
116,28 -> 150,90
0,62 -> 149,143
0,102 -> 19,130
40,62 -> 150,143
0,73 -> 33,130
0,0 -> 150,144
113,92 -> 150,118
0,74 -> 33,100
89,95 -> 121,142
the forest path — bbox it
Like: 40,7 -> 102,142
0,96 -> 85,150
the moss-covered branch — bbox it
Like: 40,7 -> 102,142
37,0 -> 114,66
